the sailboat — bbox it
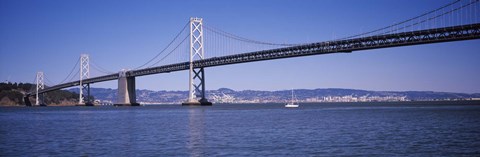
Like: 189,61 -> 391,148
285,89 -> 299,108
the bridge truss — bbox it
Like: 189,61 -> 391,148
32,23 -> 480,96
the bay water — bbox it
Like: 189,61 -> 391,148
1,102 -> 480,156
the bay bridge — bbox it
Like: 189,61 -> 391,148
26,0 -> 480,106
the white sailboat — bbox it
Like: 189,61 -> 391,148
285,89 -> 299,108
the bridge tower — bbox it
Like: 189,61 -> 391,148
183,17 -> 212,106
35,71 -> 45,106
78,54 -> 92,106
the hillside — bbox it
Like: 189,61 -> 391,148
68,87 -> 480,104
0,82 -> 81,106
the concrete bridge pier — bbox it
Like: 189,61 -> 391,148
24,95 -> 32,106
115,70 -> 139,106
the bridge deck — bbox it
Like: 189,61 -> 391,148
35,23 -> 480,95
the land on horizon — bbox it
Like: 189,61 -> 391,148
2,82 -> 479,106
72,87 -> 480,104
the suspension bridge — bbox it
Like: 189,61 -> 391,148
26,0 -> 480,106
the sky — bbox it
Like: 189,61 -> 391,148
1,0 -> 479,93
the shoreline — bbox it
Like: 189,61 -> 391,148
2,100 -> 480,107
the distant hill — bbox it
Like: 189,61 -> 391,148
0,82 -> 80,106
67,87 -> 480,104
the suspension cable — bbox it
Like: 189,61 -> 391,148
135,22 -> 190,69
68,68 -> 80,83
339,0 -> 464,40
204,24 -> 300,47
28,74 -> 37,94
379,0 -> 479,35
149,34 -> 190,67
91,59 -> 114,74
44,75 -> 55,87
58,57 -> 80,84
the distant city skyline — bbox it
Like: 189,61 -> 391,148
1,0 -> 479,93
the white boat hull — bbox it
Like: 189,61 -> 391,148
285,104 -> 299,108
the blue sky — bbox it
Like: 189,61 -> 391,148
1,0 -> 479,93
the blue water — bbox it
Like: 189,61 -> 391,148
1,102 -> 480,156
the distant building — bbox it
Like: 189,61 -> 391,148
210,93 -> 235,103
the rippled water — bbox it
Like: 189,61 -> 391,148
1,102 -> 480,156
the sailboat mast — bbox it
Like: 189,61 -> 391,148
291,89 -> 294,104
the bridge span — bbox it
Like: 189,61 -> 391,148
26,0 -> 480,106
29,23 -> 480,105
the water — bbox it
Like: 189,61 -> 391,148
1,102 -> 480,156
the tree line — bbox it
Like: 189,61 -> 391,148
0,82 -> 93,105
